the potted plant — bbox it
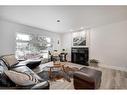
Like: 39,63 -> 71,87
89,59 -> 99,67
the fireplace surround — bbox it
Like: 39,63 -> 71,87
71,47 -> 89,66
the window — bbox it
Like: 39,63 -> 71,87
15,33 -> 52,60
16,33 -> 30,41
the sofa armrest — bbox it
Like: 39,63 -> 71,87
19,80 -> 36,86
31,81 -> 49,89
74,71 -> 95,83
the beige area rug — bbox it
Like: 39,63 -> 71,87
34,62 -> 127,89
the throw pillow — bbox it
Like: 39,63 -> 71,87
4,70 -> 38,86
0,66 -> 16,87
12,65 -> 43,81
2,54 -> 19,67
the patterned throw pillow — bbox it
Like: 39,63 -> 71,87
2,54 -> 19,67
12,65 -> 42,81
0,67 -> 16,87
4,70 -> 38,86
0,60 -> 8,71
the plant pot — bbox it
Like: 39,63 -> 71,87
89,62 -> 98,67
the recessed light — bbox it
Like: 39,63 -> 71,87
57,20 -> 60,22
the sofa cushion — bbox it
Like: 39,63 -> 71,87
4,70 -> 38,86
26,59 -> 41,69
12,65 -> 43,81
0,60 -> 16,87
0,66 -> 16,87
31,81 -> 49,89
0,60 -> 8,71
15,59 -> 41,69
1,54 -> 19,67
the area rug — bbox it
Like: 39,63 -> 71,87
37,70 -> 74,82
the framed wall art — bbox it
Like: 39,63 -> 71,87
72,30 -> 87,46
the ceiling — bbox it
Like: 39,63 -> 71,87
0,6 -> 127,33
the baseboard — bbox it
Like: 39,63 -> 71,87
98,63 -> 127,72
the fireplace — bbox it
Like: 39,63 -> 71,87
71,47 -> 89,66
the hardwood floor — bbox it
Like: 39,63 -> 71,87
34,62 -> 127,89
99,67 -> 127,89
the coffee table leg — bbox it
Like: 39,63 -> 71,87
49,67 -> 52,79
49,67 -> 56,81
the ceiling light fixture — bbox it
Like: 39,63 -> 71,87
57,20 -> 60,22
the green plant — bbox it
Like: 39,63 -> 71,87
90,59 -> 99,63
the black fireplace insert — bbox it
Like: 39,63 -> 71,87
71,47 -> 89,66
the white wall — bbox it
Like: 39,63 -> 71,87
90,20 -> 127,68
0,18 -> 61,56
61,32 -> 72,61
61,20 -> 127,69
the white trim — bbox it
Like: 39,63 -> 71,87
98,63 -> 127,72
